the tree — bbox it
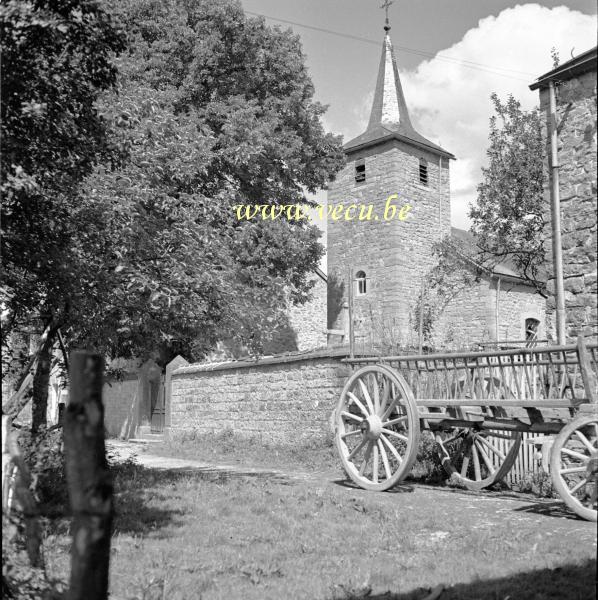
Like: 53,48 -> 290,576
2,0 -> 345,429
411,237 -> 478,349
469,93 -> 546,291
1,0 -> 126,430
64,0 -> 344,364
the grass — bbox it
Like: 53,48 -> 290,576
146,429 -> 448,486
148,428 -> 341,474
20,450 -> 596,600
4,433 -> 594,599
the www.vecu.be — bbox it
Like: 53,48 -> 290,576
232,194 -> 412,222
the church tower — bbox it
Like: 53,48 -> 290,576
327,18 -> 455,350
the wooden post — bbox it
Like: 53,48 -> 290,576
64,352 -> 112,600
348,267 -> 355,358
578,336 -> 597,404
495,276 -> 501,344
548,80 -> 566,345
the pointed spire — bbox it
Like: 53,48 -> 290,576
344,29 -> 454,158
367,33 -> 413,131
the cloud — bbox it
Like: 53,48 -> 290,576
397,4 -> 596,228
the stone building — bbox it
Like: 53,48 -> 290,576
431,228 -> 546,347
327,25 -> 545,350
530,47 -> 597,341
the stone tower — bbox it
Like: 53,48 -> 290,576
327,24 -> 455,350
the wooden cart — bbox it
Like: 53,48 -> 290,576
334,338 -> 598,521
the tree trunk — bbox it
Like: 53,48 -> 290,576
2,324 -> 53,418
64,352 -> 113,600
31,334 -> 54,435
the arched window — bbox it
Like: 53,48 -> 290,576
419,158 -> 428,185
355,270 -> 367,295
525,318 -> 540,343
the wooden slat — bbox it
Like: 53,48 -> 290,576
578,336 -> 598,403
415,399 -> 582,408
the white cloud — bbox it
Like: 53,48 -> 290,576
397,4 -> 596,229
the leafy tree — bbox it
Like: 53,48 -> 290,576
1,0 -> 126,430
66,0 -> 344,363
469,93 -> 546,291
2,0 -> 345,429
411,237 -> 478,349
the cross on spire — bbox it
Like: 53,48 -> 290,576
380,0 -> 393,31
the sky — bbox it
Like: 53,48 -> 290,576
239,0 -> 596,242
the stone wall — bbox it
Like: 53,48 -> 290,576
539,67 -> 597,340
288,273 -> 327,351
494,281 -> 546,342
170,350 -> 353,445
433,277 -> 546,347
103,375 -> 139,439
327,139 -> 451,346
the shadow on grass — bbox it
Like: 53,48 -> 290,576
512,500 -> 582,521
110,460 -> 297,537
332,479 -> 415,494
330,559 -> 597,600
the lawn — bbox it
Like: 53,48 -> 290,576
6,433 -> 595,600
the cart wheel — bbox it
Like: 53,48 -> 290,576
435,407 -> 522,491
550,413 -> 598,522
335,365 -> 420,491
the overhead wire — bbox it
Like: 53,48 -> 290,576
245,10 -> 536,82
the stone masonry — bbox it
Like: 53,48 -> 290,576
170,350 -> 352,445
433,278 -> 546,348
328,135 -> 451,347
532,49 -> 597,340
326,29 -> 454,347
287,271 -> 327,351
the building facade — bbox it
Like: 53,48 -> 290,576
530,47 -> 598,341
327,27 -> 545,350
327,28 -> 453,348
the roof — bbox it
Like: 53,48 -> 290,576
450,227 -> 546,284
344,33 -> 455,159
529,46 -> 597,90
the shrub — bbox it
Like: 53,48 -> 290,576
19,428 -> 68,512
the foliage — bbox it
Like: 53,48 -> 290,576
62,0 -> 345,364
514,469 -> 556,498
2,0 -> 344,426
1,0 -> 126,426
326,273 -> 345,330
2,530 -> 65,600
19,428 -> 67,510
411,237 -> 479,348
469,93 -> 546,292
550,47 -> 560,69
0,0 -> 126,344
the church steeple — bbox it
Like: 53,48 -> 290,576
344,24 -> 454,159
367,32 -> 414,131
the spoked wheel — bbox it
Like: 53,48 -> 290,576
335,365 -> 420,491
550,413 -> 598,522
435,407 -> 522,491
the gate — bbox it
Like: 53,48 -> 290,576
150,376 -> 165,433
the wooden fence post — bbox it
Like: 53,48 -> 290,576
578,336 -> 597,404
64,352 -> 113,600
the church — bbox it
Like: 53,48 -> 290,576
324,21 -> 546,352
95,16 -> 556,442
201,17 -> 547,361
